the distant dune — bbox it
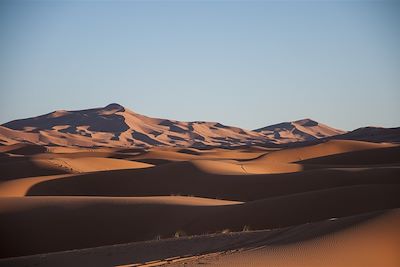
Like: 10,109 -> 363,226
328,126 -> 400,143
254,118 -> 345,142
1,103 -> 349,148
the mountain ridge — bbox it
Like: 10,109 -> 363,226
1,103 -> 395,148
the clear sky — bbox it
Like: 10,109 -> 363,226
1,0 -> 399,131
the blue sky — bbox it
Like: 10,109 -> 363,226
0,1 -> 399,131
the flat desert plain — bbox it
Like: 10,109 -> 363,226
0,140 -> 400,266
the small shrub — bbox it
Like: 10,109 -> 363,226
174,230 -> 186,238
221,229 -> 230,234
242,225 -> 251,232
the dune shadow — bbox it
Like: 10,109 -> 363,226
177,148 -> 202,155
25,161 -> 400,201
297,146 -> 400,169
1,144 -> 48,155
132,158 -> 174,165
0,194 -> 396,260
0,157 -> 69,181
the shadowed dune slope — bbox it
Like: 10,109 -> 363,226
130,147 -> 267,163
299,145 -> 400,166
0,185 -> 399,258
132,140 -> 384,168
169,209 -> 400,267
0,174 -> 75,197
0,143 -> 47,155
18,161 -> 400,201
240,140 -> 398,173
0,146 -> 153,181
0,158 -> 70,181
250,140 -> 395,164
3,144 -> 399,197
330,126 -> 400,143
35,157 -> 153,173
0,210 -> 396,267
0,157 -> 152,181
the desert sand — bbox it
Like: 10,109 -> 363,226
0,105 -> 399,266
0,137 -> 399,266
0,209 -> 398,267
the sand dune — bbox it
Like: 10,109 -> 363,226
0,104 -> 267,148
0,143 -> 47,155
1,209 -> 397,267
0,184 -> 399,258
0,195 -> 246,257
0,134 -> 398,264
2,104 -> 399,151
250,140 -> 395,164
240,140 -> 397,173
0,132 -> 18,146
39,157 -> 153,173
0,156 -> 152,181
1,104 -> 349,148
331,126 -> 400,143
299,145 -> 400,166
0,126 -> 40,145
14,161 -> 399,201
132,147 -> 267,163
169,209 -> 400,267
0,157 -> 71,181
7,139 -> 386,187
190,160 -> 249,175
254,118 -> 345,143
0,174 -> 75,197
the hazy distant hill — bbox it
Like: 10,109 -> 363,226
328,126 -> 400,143
3,103 -> 390,148
254,118 -> 345,143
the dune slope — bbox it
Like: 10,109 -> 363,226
169,209 -> 400,267
0,184 -> 399,258
1,209 -> 398,267
17,162 -> 400,201
0,138 -> 398,264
